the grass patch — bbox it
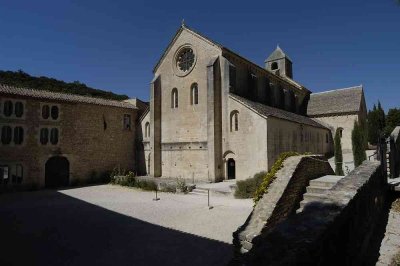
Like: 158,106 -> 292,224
253,152 -> 303,204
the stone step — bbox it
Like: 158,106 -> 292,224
309,180 -> 338,188
306,186 -> 330,194
303,192 -> 326,202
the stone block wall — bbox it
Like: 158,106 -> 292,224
233,155 -> 334,256
0,96 -> 137,189
388,126 -> 400,178
239,160 -> 387,266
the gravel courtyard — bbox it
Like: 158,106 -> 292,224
0,184 -> 252,266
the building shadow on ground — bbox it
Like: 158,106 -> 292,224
0,190 -> 231,266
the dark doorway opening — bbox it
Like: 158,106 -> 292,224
45,156 -> 69,188
227,159 -> 236,179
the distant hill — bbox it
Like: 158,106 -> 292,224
0,70 -> 129,101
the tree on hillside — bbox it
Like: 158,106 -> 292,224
334,129 -> 344,175
367,102 -> 386,145
377,101 -> 386,130
0,70 -> 129,101
352,121 -> 367,167
384,108 -> 400,136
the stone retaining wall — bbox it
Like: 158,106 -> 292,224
233,155 -> 333,257
388,126 -> 400,178
239,160 -> 387,266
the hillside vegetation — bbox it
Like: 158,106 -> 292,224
0,70 -> 129,101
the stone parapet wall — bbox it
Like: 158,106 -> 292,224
239,161 -> 387,266
388,126 -> 400,178
233,155 -> 333,256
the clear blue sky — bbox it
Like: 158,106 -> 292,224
0,0 -> 399,110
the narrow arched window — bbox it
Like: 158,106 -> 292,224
1,126 -> 12,144
50,128 -> 59,145
338,127 -> 343,138
15,102 -> 24,117
190,83 -> 198,105
40,128 -> 49,145
230,111 -> 239,132
271,62 -> 278,70
171,88 -> 178,108
13,126 -> 24,145
3,101 -> 13,117
42,105 -> 50,119
51,106 -> 59,120
145,122 -> 150,138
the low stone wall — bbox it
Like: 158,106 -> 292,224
388,126 -> 400,178
233,155 -> 333,256
239,160 -> 387,266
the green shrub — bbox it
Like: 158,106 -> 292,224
176,178 -> 188,193
334,129 -> 344,175
136,180 -> 157,191
253,152 -> 301,204
234,171 -> 266,199
111,175 -> 136,187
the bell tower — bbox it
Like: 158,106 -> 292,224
265,45 -> 293,79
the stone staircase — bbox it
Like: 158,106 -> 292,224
297,175 -> 344,213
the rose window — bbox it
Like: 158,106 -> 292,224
177,48 -> 195,72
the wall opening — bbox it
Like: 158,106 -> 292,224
227,158 -> 236,179
45,156 -> 70,188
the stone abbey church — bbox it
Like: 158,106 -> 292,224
0,25 -> 367,188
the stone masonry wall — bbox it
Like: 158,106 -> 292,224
388,126 -> 400,178
240,160 -> 387,266
233,155 -> 334,256
0,95 -> 137,189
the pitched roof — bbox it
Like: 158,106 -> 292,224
265,45 -> 292,62
307,85 -> 363,116
0,84 -> 137,109
152,25 -> 308,92
229,93 -> 327,129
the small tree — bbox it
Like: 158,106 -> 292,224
352,121 -> 367,167
334,128 -> 344,175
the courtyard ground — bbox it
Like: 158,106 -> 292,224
0,184 -> 252,266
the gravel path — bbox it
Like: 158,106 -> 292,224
0,185 -> 252,266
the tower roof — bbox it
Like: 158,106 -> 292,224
265,45 -> 292,63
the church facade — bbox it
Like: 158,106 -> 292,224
138,25 -> 335,182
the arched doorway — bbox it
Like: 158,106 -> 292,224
227,158 -> 236,179
45,156 -> 69,188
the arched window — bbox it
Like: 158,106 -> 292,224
15,102 -> 24,117
42,105 -> 50,119
40,128 -> 49,145
51,106 -> 59,120
145,122 -> 150,138
191,83 -> 198,105
13,126 -> 24,145
3,101 -> 13,117
337,127 -> 343,138
1,126 -> 12,144
171,88 -> 178,108
50,128 -> 59,145
230,111 -> 239,132
271,62 -> 278,70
